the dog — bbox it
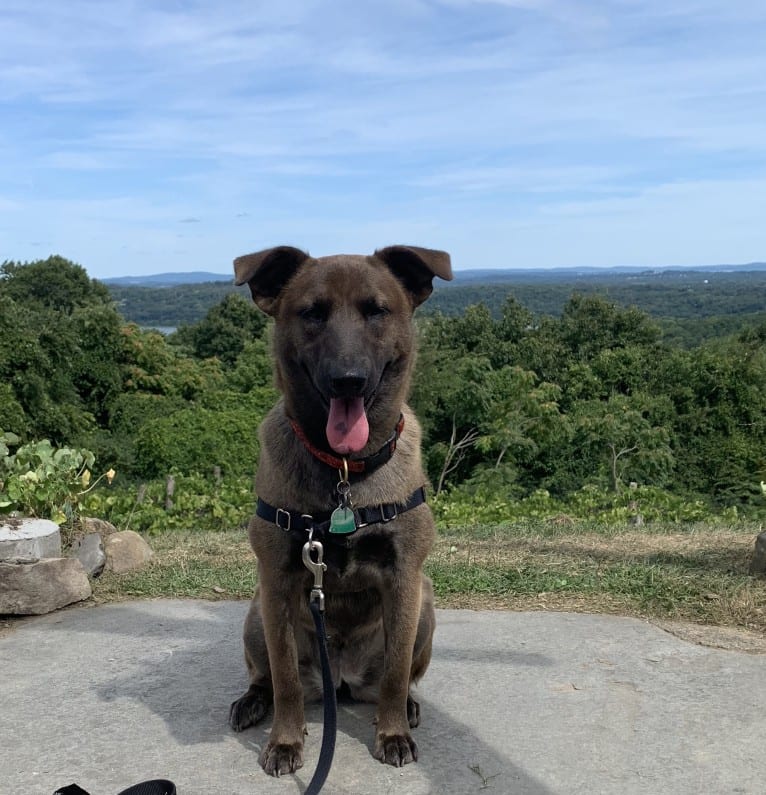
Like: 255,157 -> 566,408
228,245 -> 453,777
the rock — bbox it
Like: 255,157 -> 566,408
749,531 -> 766,575
79,517 -> 118,536
70,533 -> 106,577
104,530 -> 153,574
0,518 -> 61,562
0,558 -> 91,615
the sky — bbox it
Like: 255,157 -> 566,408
1,1 -> 766,280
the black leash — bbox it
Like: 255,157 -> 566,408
306,599 -> 337,795
54,600 -> 338,795
302,538 -> 337,795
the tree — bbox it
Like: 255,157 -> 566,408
174,293 -> 267,365
666,334 -> 766,503
120,324 -> 224,399
569,395 -> 674,492
559,294 -> 660,362
1,256 -> 112,314
0,257 -> 125,443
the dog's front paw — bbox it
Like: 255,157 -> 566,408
260,741 -> 304,777
373,731 -> 419,767
229,685 -> 271,731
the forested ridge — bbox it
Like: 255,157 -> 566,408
2,255 -> 765,530
109,269 -> 766,348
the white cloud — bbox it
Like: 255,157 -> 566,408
1,0 -> 765,277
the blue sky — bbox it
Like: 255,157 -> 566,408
2,0 -> 766,279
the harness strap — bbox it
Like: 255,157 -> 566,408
256,487 -> 427,537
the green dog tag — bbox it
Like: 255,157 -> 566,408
329,505 -> 357,534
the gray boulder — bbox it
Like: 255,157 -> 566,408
0,558 -> 91,615
104,530 -> 154,574
80,517 -> 118,536
70,532 -> 107,577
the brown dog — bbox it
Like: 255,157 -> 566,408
228,245 -> 452,777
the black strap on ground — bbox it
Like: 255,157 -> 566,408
54,780 -> 176,795
305,598 -> 338,795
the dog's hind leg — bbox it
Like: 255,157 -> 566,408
229,590 -> 274,731
229,682 -> 272,731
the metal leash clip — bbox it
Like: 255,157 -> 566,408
302,539 -> 327,612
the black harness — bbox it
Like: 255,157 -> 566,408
255,486 -> 427,540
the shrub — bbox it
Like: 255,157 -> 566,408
81,473 -> 253,534
0,431 -> 113,525
134,404 -> 261,478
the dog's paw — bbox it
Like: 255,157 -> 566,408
260,741 -> 304,777
373,732 -> 419,767
406,694 -> 421,728
228,685 -> 271,731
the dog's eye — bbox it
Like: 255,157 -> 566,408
299,302 -> 329,323
360,299 -> 389,320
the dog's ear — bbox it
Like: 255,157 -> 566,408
233,246 -> 311,314
374,245 -> 453,307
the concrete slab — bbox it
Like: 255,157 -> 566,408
0,517 -> 61,561
1,601 -> 763,795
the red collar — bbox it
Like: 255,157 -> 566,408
290,414 -> 405,474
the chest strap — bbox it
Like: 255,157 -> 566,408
256,486 -> 426,537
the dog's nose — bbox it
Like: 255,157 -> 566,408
330,372 -> 367,398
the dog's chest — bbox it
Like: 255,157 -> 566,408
287,525 -> 398,584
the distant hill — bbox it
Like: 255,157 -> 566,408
102,271 -> 232,287
101,261 -> 766,288
450,262 -> 766,284
103,262 -> 766,348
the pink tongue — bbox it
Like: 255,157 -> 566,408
326,397 -> 369,454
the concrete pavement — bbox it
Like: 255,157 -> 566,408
1,601 -> 764,795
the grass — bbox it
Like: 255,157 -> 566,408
93,530 -> 257,600
88,518 -> 766,636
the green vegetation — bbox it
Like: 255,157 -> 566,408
0,431 -> 113,526
3,254 -> 764,632
2,255 -> 766,524
412,295 -> 766,512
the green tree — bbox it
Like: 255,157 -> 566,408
120,324 -> 224,400
0,257 -> 124,443
559,294 -> 660,362
569,395 -> 674,493
174,293 -> 267,365
1,255 -> 112,314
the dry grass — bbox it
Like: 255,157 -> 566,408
428,523 -> 765,633
78,521 -> 766,643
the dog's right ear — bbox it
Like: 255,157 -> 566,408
233,246 -> 311,315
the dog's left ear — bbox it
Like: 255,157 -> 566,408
374,245 -> 453,307
234,246 -> 311,315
